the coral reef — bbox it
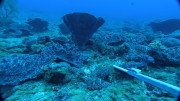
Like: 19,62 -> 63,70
147,19 -> 180,34
27,18 -> 49,32
0,0 -> 18,18
0,20 -> 33,38
121,62 -> 146,69
0,18 -> 14,28
167,32 -> 180,40
0,16 -> 179,101
54,92 -> 71,101
148,40 -> 167,51
0,54 -> 46,85
51,36 -> 69,44
86,78 -> 110,90
122,27 -> 140,33
0,43 -> 88,85
96,68 -> 111,81
148,49 -> 180,67
160,38 -> 180,47
44,62 -> 71,84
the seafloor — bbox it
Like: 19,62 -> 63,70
0,14 -> 179,101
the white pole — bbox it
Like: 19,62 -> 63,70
113,65 -> 180,97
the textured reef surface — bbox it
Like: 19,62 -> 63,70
147,19 -> 180,34
0,14 -> 179,101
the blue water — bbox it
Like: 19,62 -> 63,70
17,0 -> 180,22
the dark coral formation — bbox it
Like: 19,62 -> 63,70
27,18 -> 49,32
147,19 -> 180,34
63,12 -> 105,49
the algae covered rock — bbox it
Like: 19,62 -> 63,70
44,62 -> 71,84
45,71 -> 66,84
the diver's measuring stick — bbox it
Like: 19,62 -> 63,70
113,65 -> 180,97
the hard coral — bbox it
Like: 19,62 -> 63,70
96,68 -> 111,81
147,19 -> 180,34
27,18 -> 49,32
0,54 -> 48,85
148,40 -> 166,51
148,49 -> 180,67
0,43 -> 88,85
86,78 -> 110,90
161,38 -> 180,47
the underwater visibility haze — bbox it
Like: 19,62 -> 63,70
0,0 -> 180,101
